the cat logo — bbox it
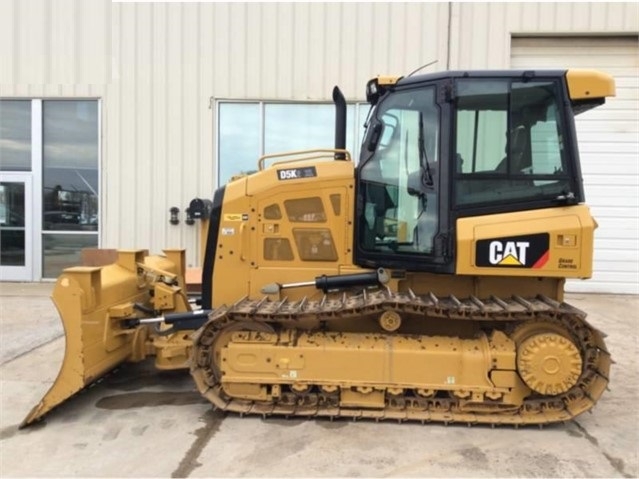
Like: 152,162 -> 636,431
489,241 -> 530,266
476,233 -> 549,269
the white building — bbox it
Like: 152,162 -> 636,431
0,1 -> 637,293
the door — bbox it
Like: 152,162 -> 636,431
0,173 -> 33,281
355,81 -> 450,273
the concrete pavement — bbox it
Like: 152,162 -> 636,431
0,282 -> 637,478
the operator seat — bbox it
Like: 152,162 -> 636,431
496,125 -> 531,174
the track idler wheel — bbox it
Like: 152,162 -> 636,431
516,329 -> 583,396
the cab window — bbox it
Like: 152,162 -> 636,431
359,86 -> 439,255
455,79 -> 571,207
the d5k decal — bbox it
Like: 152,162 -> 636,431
476,233 -> 550,269
276,166 -> 317,181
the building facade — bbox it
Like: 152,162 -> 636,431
0,1 -> 637,293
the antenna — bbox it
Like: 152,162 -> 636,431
406,60 -> 438,78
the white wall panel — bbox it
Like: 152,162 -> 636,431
116,1 -> 138,248
181,3 -> 204,256
133,2 -> 154,251
0,0 -> 111,88
0,0 -> 16,86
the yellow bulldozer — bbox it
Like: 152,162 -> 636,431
22,69 -> 615,428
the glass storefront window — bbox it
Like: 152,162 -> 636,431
0,101 -> 31,171
218,103 -> 260,186
0,99 -> 99,281
43,101 -> 99,232
42,233 -> 98,278
218,101 -> 370,187
42,100 -> 99,278
264,104 -> 338,154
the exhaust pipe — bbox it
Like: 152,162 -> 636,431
332,86 -> 347,160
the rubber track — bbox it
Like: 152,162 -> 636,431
190,289 -> 611,426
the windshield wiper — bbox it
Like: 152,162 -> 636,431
418,112 -> 434,187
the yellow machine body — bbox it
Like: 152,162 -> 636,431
212,153 -> 357,304
23,69 -> 614,428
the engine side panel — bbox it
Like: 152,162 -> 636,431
455,205 -> 595,278
212,159 -> 358,307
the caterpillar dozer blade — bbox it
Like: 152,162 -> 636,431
21,250 -> 192,428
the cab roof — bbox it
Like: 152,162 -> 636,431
369,69 -> 615,102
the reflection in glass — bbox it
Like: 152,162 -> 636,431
265,104 -> 334,154
218,103 -> 260,186
356,104 -> 372,156
265,104 -> 359,156
284,197 -> 326,222
360,86 -> 440,255
454,80 -> 570,206
0,101 -> 32,171
263,238 -> 294,261
218,102 -> 370,186
0,230 -> 25,266
42,233 -> 98,278
43,101 -> 99,231
0,182 -> 26,266
292,228 -> 338,262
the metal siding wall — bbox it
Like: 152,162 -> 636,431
0,0 -> 111,89
201,2 -> 448,101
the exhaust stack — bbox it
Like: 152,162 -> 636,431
332,86 -> 347,160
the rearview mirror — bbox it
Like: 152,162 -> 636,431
366,123 -> 383,152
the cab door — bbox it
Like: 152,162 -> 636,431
354,80 -> 453,273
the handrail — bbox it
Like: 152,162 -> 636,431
258,149 -> 352,171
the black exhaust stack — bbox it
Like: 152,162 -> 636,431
332,86 -> 347,160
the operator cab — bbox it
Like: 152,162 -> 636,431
354,70 -> 586,273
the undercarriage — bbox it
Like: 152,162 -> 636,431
191,289 -> 610,426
